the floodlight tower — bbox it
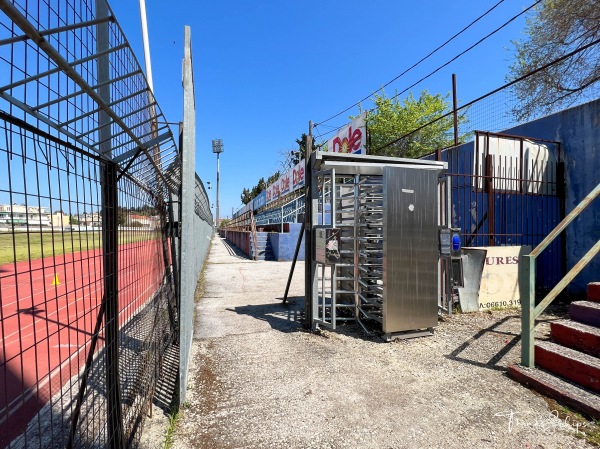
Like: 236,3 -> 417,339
212,139 -> 224,228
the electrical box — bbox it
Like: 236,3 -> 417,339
315,227 -> 341,265
440,228 -> 461,257
440,228 -> 463,288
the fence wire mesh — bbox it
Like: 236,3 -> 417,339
376,39 -> 600,156
0,1 -> 212,447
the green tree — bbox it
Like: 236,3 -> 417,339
251,177 -> 266,199
118,208 -> 127,226
267,171 -> 280,185
292,134 -> 310,164
365,90 -> 462,158
508,0 -> 600,121
278,134 -> 310,171
69,215 -> 78,225
240,187 -> 252,205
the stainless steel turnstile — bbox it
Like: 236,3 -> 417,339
309,152 -> 452,340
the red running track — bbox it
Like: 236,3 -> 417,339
0,238 -> 166,447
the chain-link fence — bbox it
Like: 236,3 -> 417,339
0,1 -> 211,447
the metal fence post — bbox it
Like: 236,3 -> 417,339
101,161 -> 124,448
485,152 -> 495,246
520,255 -> 535,368
304,122 -> 313,329
96,0 -> 124,445
179,25 -> 195,404
168,192 -> 180,326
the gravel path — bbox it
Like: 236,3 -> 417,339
165,236 -> 593,449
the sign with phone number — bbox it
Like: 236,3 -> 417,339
477,246 -> 531,310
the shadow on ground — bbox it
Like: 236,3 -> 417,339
226,296 -> 305,332
445,311 -> 564,372
228,296 -> 384,342
445,315 -> 522,372
220,238 -> 251,260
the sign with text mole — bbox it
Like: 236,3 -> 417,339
322,112 -> 367,155
477,246 -> 531,310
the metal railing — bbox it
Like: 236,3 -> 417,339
250,210 -> 258,261
521,182 -> 600,367
255,194 -> 305,227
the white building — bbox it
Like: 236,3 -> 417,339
0,204 -> 71,229
127,214 -> 156,228
0,204 -> 51,226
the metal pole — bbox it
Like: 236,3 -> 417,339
452,73 -> 459,148
304,121 -> 313,329
138,0 -> 160,168
97,1 -> 123,446
283,221 -> 305,304
138,0 -> 154,92
167,192 -> 180,321
180,25 -> 196,404
216,152 -> 220,228
521,255 -> 535,367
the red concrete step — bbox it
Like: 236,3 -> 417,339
569,301 -> 600,327
551,320 -> 600,357
589,282 -> 600,303
535,340 -> 600,393
508,364 -> 600,420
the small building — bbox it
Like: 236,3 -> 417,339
76,212 -> 102,227
51,212 -> 69,229
0,204 -> 51,226
127,214 -> 152,228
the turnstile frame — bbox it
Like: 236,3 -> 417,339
309,152 -> 449,339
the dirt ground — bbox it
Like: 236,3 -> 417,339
141,236 -> 595,449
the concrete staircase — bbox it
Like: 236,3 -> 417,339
251,232 -> 274,261
508,282 -> 600,419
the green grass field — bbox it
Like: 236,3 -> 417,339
0,230 -> 161,265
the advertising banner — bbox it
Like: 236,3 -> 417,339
272,180 -> 281,201
292,161 -> 305,189
237,158 -> 308,215
254,190 -> 266,210
279,171 -> 292,195
322,112 -> 367,155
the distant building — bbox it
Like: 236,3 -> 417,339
51,212 -> 69,229
127,214 -> 160,228
0,204 -> 51,227
76,212 -> 102,227
0,204 -> 79,229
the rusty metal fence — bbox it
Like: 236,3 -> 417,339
0,1 -> 211,447
425,132 -> 564,291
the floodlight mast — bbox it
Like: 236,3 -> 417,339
212,139 -> 223,229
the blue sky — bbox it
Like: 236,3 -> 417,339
111,0 -> 533,218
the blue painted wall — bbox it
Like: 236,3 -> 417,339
503,99 -> 600,296
270,223 -> 305,261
